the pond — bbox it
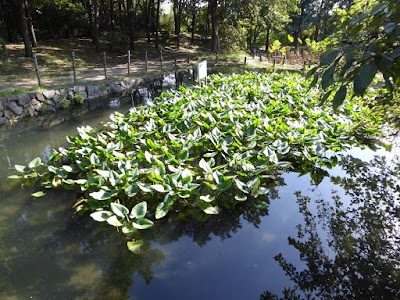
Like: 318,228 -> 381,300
0,71 -> 399,299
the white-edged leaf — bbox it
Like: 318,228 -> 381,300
90,210 -> 113,222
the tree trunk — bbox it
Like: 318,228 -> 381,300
294,3 -> 304,54
15,0 -> 32,57
155,0 -> 161,48
209,0 -> 219,53
146,0 -> 151,42
93,0 -> 101,52
265,26 -> 270,55
24,0 -> 37,47
173,0 -> 182,50
127,0 -> 135,50
109,0 -> 114,28
191,13 -> 195,43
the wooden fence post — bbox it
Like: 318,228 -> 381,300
187,56 -> 190,64
215,53 -> 219,64
32,53 -> 41,86
145,50 -> 148,72
244,57 -> 247,65
259,51 -> 262,62
71,51 -> 77,84
282,56 -> 286,65
273,58 -> 276,70
128,50 -> 131,76
103,51 -> 107,79
175,57 -> 177,69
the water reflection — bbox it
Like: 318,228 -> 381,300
261,154 -> 400,299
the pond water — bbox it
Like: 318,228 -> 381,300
0,72 -> 399,299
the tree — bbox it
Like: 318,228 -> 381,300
208,0 -> 219,52
310,0 -> 400,108
14,0 -> 32,57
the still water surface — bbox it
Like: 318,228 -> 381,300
0,73 -> 399,299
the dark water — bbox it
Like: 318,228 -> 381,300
0,72 -> 399,300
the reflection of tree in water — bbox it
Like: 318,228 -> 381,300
261,155 -> 400,299
0,174 -> 282,299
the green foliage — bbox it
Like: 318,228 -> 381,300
311,0 -> 400,106
9,73 -> 385,252
74,94 -> 85,105
60,97 -> 71,109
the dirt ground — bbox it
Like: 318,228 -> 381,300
0,35 -> 310,93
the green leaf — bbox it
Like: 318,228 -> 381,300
132,218 -> 154,229
235,179 -> 249,194
234,195 -> 247,201
130,201 -> 147,219
89,190 -> 112,200
155,193 -> 177,219
151,184 -> 168,193
8,175 -> 23,179
31,191 -> 46,198
255,201 -> 269,210
200,195 -> 215,202
106,215 -> 124,227
90,210 -> 113,222
111,202 -> 129,217
15,165 -> 29,173
332,85 -> 347,110
250,177 -> 260,197
218,179 -> 232,192
90,153 -> 100,165
199,158 -> 212,173
384,22 -> 397,34
354,61 -> 378,96
203,205 -> 219,215
126,184 -> 140,197
28,157 -> 42,169
320,50 -> 340,66
146,139 -> 157,149
127,240 -> 144,254
321,65 -> 335,90
287,34 -> 294,43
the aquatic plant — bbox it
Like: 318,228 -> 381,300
9,72 -> 382,252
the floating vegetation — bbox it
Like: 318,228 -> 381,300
9,73 -> 383,252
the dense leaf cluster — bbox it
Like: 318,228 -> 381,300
310,0 -> 400,107
10,73 -> 375,251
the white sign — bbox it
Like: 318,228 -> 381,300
197,60 -> 207,83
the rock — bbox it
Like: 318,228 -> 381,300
7,101 -> 22,115
74,86 -> 86,92
0,110 -> 3,117
0,117 -> 6,125
43,90 -> 56,99
50,118 -> 61,127
33,101 -> 42,112
17,94 -> 31,106
35,92 -> 45,102
4,110 -> 13,119
8,95 -> 18,102
59,89 -> 67,99
24,103 -> 35,116
87,85 -> 95,99
45,99 -> 55,107
0,97 -> 6,111
31,99 -> 39,106
52,95 -> 61,108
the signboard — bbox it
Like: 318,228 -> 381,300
197,60 -> 207,85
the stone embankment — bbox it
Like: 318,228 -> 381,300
0,77 -> 159,126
